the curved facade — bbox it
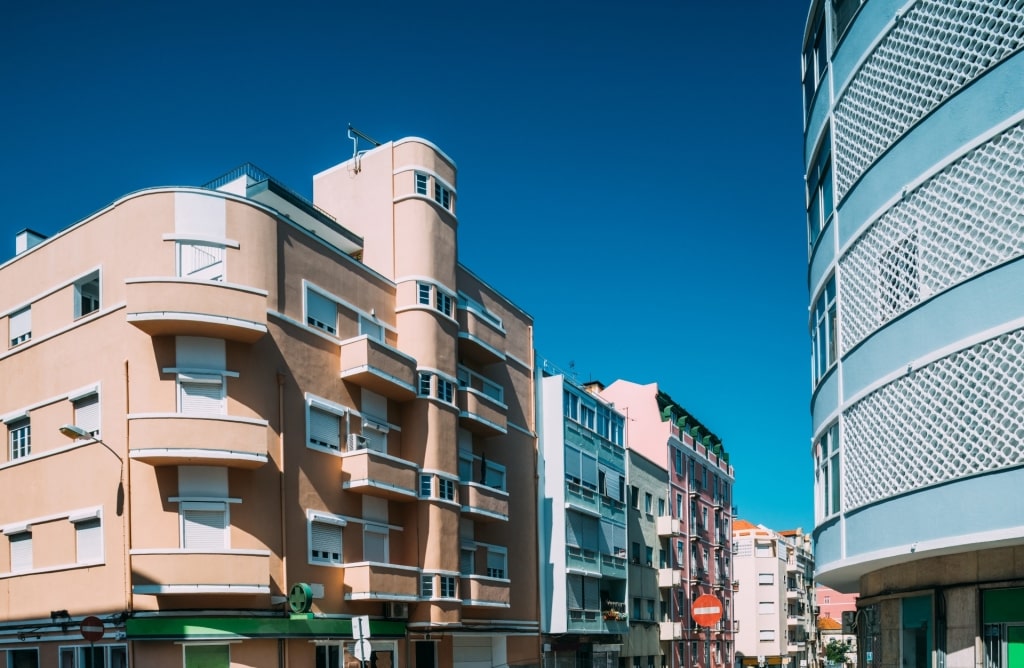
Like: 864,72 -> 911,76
805,1 -> 1024,667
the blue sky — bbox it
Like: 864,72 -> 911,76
1,1 -> 813,530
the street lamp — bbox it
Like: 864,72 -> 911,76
59,424 -> 124,516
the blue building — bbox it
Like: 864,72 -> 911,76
804,2 -> 1024,667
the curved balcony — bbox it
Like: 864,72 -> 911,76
343,562 -> 419,601
457,308 -> 506,365
659,567 -> 682,588
126,278 -> 268,343
460,482 -> 509,521
130,549 -> 271,595
657,515 -> 683,536
341,449 -> 419,500
128,414 -> 269,468
457,390 -> 507,436
460,576 -> 510,608
340,336 -> 417,400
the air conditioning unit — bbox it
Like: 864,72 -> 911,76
386,602 -> 409,619
347,434 -> 369,451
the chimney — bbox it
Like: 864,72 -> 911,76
15,229 -> 47,255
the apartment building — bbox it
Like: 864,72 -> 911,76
732,523 -> 815,668
599,380 -> 735,668
536,370 -> 629,667
0,137 -> 539,668
804,1 -> 1024,666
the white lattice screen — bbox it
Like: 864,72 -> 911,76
833,0 -> 1024,199
843,329 -> 1024,510
839,121 -> 1024,353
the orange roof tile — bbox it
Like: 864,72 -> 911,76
818,617 -> 842,630
733,519 -> 757,530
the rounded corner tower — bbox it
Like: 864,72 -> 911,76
804,1 -> 1024,666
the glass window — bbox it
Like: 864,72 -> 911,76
310,519 -> 343,564
415,172 -> 429,196
309,405 -> 343,451
418,372 -> 432,396
440,575 -> 456,598
420,474 -> 432,498
9,418 -> 31,460
438,478 -> 456,501
177,242 -> 224,281
74,272 -> 101,319
802,9 -> 827,116
807,132 -> 834,246
417,282 -> 432,306
811,275 -> 837,384
306,289 -> 338,334
9,306 -> 30,347
816,422 -> 841,518
420,574 -> 434,598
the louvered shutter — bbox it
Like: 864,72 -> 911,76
9,308 -> 30,344
363,527 -> 387,562
486,550 -> 505,578
566,512 -> 583,547
311,520 -> 342,563
579,515 -> 598,552
179,375 -> 224,415
181,503 -> 227,549
74,394 -> 100,437
581,452 -> 598,489
75,518 -> 102,562
564,445 -> 581,482
460,548 -> 475,574
567,574 -> 583,609
10,532 -> 31,572
306,290 -> 337,334
309,407 -> 341,450
583,576 -> 600,611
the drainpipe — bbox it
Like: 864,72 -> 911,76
278,372 -> 288,668
124,359 -> 134,664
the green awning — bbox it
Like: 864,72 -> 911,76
126,615 -> 407,640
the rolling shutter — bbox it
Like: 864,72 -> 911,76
181,502 -> 227,549
309,407 -> 341,450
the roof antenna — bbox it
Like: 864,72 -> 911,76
348,124 -> 381,174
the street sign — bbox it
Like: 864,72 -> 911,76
80,616 -> 105,642
353,638 -> 372,663
352,614 -> 371,640
692,594 -> 724,627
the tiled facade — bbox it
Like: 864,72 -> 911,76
0,138 -> 538,668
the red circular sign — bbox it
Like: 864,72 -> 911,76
692,594 -> 724,627
80,615 -> 105,642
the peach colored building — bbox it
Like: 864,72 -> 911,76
0,137 -> 539,668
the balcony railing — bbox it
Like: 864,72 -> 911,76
128,414 -> 269,468
343,562 -> 419,601
125,278 -> 268,343
341,449 -> 419,500
457,306 -> 506,365
657,515 -> 683,536
130,549 -> 271,595
460,575 -> 510,608
460,481 -> 509,521
340,336 -> 417,400
457,388 -> 507,436
659,568 -> 682,587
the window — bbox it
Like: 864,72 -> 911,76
563,390 -> 578,420
419,373 -> 454,404
9,650 -> 38,668
632,541 -> 641,563
9,418 -> 30,460
74,272 -> 101,318
759,629 -> 776,642
180,501 -> 228,549
177,241 -> 225,281
645,546 -> 654,567
433,181 -> 454,212
309,405 -> 343,451
644,492 -> 653,515
59,645 -> 127,668
306,289 -> 338,335
9,531 -> 32,572
420,574 -> 434,598
816,422 -> 841,518
438,477 -> 456,502
184,644 -> 229,668
832,0 -> 860,44
580,404 -> 596,430
310,518 -> 343,564
417,282 -> 432,306
802,8 -> 827,115
658,498 -> 666,516
177,373 -> 225,415
9,306 -> 30,346
759,601 -> 776,614
811,275 -> 837,384
440,575 -> 456,598
630,486 -> 640,509
437,378 -> 454,404
73,394 -> 100,438
436,291 -> 453,318
486,548 -> 507,579
758,572 -> 775,585
364,525 -> 388,562
418,372 -> 432,396
420,474 -> 433,498
674,447 -> 683,475
359,315 -> 383,343
646,599 -> 655,621
807,132 -> 834,246
74,517 -> 102,563
416,282 -> 454,317
415,172 -> 429,196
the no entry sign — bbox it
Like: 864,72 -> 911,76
80,615 -> 105,642
692,594 -> 724,627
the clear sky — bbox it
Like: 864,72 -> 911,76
1,1 -> 814,531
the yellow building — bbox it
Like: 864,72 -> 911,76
0,137 -> 539,668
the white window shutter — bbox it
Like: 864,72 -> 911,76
309,407 -> 341,449
76,518 -> 102,562
74,394 -> 100,437
363,528 -> 388,562
10,532 -> 32,572
181,504 -> 227,549
179,375 -> 224,415
306,290 -> 337,334
9,308 -> 30,342
311,521 -> 342,562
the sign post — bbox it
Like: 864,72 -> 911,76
352,615 -> 371,667
692,594 -> 723,668
81,615 -> 105,663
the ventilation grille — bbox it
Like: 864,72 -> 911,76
839,122 -> 1024,353
833,0 -> 1024,200
843,329 -> 1024,510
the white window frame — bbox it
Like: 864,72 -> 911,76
420,474 -> 433,498
9,530 -> 32,572
9,306 -> 30,347
179,500 -> 229,550
438,477 -> 456,502
415,172 -> 429,196
177,373 -> 226,416
439,574 -> 457,598
306,288 -> 338,335
73,393 -> 101,439
759,629 -> 776,642
73,516 -> 103,564
8,418 -> 30,460
433,181 -> 454,212
74,271 -> 101,319
59,644 -> 128,668
308,512 -> 345,566
420,574 -> 434,598
486,546 -> 507,579
308,401 -> 346,452
177,240 -> 225,281
363,524 -> 389,563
